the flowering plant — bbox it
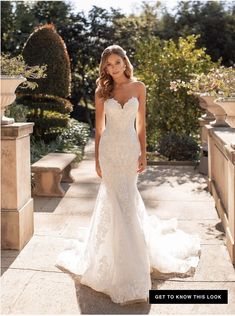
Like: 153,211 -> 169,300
0,53 -> 47,90
170,66 -> 235,98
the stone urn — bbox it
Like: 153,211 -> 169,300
198,95 -> 229,127
197,94 -> 214,121
0,75 -> 26,125
214,97 -> 235,128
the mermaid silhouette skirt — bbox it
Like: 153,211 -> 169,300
55,97 -> 201,304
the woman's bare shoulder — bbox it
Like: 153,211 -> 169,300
132,80 -> 146,95
132,80 -> 146,88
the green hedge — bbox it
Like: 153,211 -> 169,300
157,132 -> 200,161
16,93 -> 73,113
16,93 -> 73,142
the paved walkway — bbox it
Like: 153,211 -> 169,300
1,135 -> 235,315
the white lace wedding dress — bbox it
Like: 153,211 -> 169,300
55,96 -> 201,304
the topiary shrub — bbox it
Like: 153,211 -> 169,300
17,23 -> 73,142
16,93 -> 73,142
21,23 -> 71,97
16,93 -> 73,114
157,132 -> 200,161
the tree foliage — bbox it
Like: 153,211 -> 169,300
134,35 -> 216,149
2,0 -> 234,105
171,1 -> 235,66
1,0 -> 234,134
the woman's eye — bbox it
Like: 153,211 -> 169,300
107,61 -> 120,66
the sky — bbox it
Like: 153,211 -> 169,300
67,0 -> 180,16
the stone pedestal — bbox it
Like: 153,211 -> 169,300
1,123 -> 34,250
206,125 -> 235,265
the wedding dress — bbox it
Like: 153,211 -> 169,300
55,96 -> 201,305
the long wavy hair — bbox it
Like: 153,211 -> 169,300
96,44 -> 137,100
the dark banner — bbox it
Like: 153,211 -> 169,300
149,290 -> 228,304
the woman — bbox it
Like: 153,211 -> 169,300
55,44 -> 201,306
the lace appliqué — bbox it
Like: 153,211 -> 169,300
55,96 -> 201,304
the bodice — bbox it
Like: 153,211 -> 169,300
103,96 -> 139,135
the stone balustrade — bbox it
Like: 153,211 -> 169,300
205,125 -> 235,265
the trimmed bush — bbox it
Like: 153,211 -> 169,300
157,132 -> 200,161
21,23 -> 71,97
16,93 -> 73,114
16,93 -> 73,142
17,24 -> 73,142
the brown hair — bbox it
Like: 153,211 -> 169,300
96,44 -> 137,100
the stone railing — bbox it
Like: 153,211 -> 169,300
205,125 -> 235,265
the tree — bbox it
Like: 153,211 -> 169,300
0,1 -> 15,53
134,35 -> 216,149
13,2 -> 37,55
32,0 -> 72,27
173,1 -> 235,65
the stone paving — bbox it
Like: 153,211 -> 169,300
1,135 -> 235,315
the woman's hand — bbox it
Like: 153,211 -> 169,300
95,160 -> 102,178
137,153 -> 147,173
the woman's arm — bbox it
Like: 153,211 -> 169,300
95,89 -> 105,165
136,81 -> 147,173
136,81 -> 147,155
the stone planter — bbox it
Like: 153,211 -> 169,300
214,97 -> 235,128
198,95 -> 229,127
0,75 -> 26,125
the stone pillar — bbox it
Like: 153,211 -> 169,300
1,122 -> 34,250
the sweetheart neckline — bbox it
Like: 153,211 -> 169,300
105,96 -> 138,109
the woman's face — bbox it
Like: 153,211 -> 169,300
105,53 -> 126,78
